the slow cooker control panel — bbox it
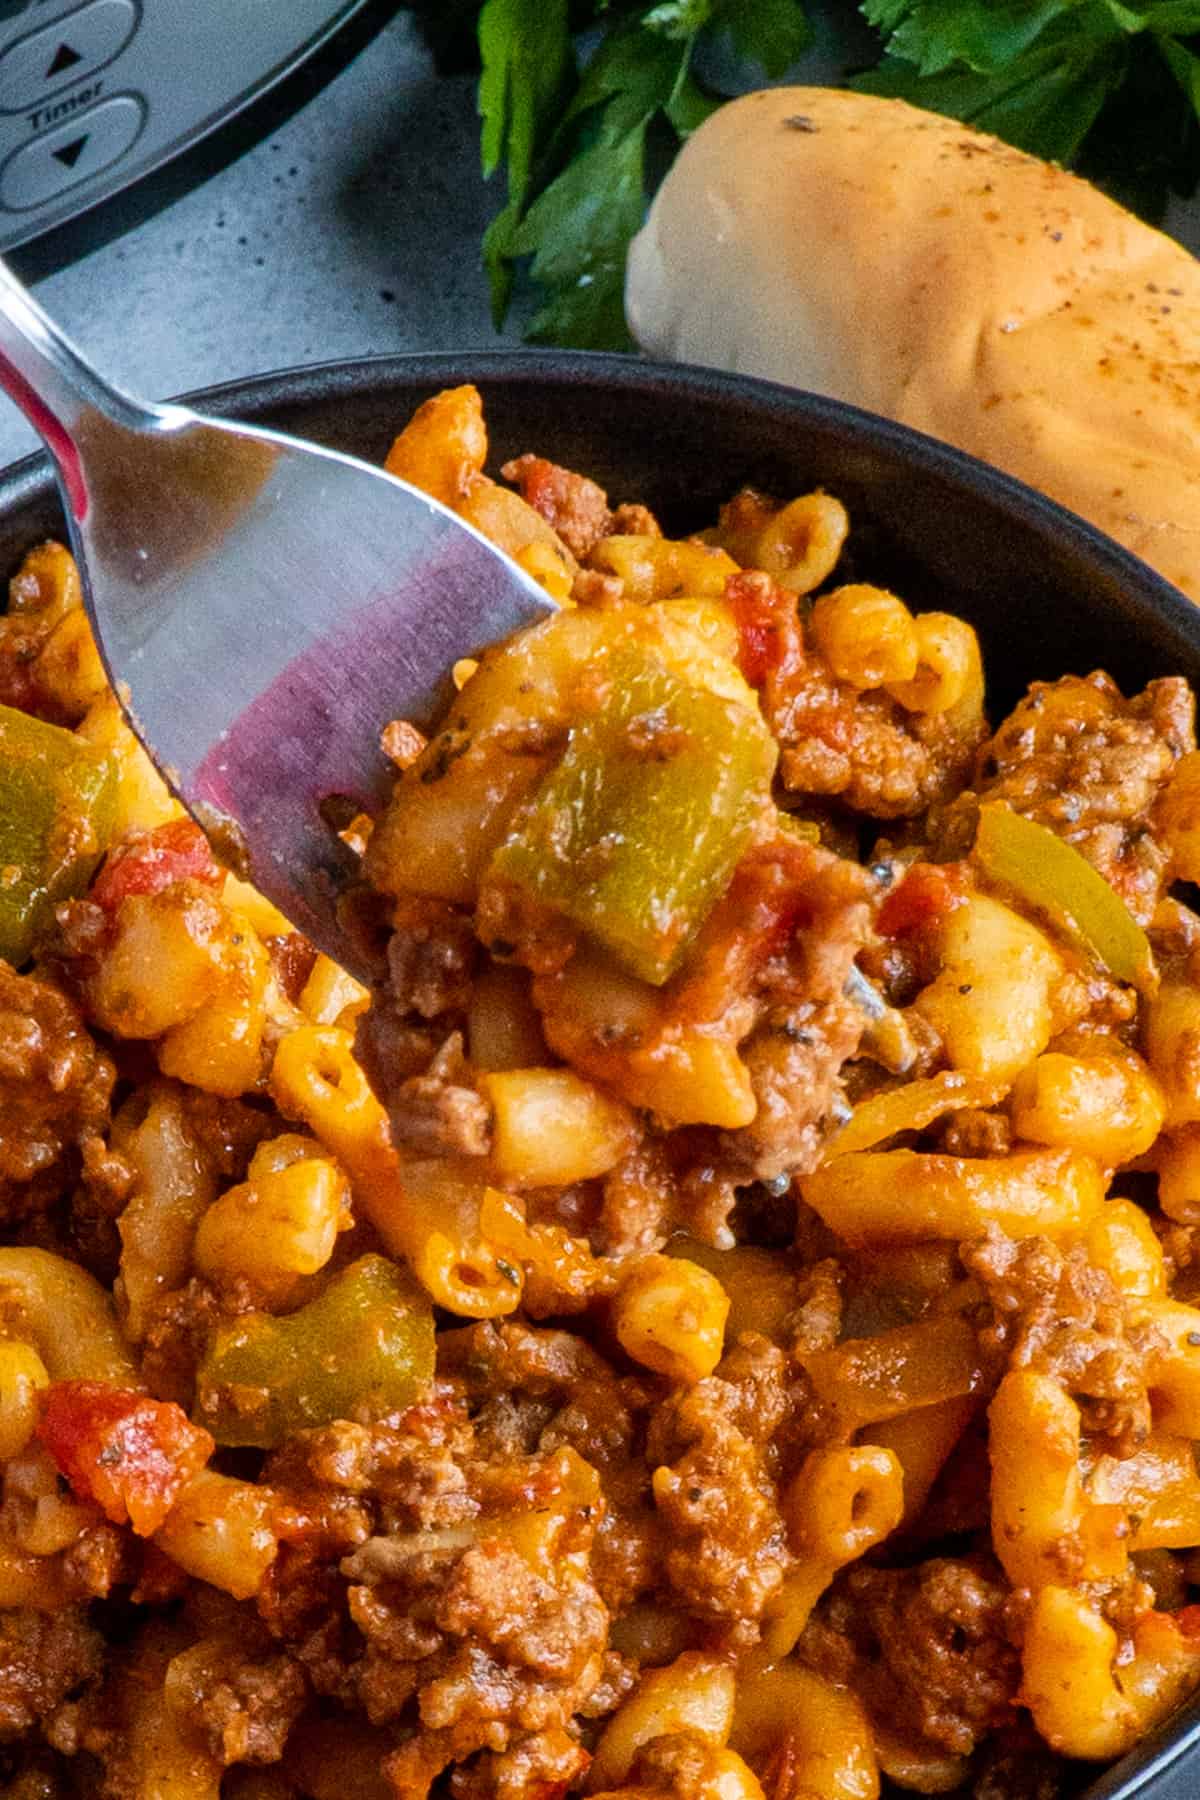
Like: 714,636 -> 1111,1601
0,0 -> 371,247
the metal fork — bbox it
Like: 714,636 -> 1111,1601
0,260 -> 553,971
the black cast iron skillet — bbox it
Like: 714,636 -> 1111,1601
1,350 -> 1197,1800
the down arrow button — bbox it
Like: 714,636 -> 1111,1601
0,94 -> 146,210
52,135 -> 87,169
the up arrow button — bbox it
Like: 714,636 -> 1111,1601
0,0 -> 139,115
45,44 -> 84,80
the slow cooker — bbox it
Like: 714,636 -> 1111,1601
0,0 -> 399,256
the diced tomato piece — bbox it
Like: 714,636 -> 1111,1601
877,861 -> 969,939
725,569 -> 806,698
90,819 -> 222,913
726,570 -> 783,686
1176,1604 -> 1200,1642
38,1381 -> 213,1536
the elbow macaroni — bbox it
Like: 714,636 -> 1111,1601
612,1253 -> 729,1383
0,1340 -> 48,1459
589,1654 -> 736,1790
192,1134 -> 351,1303
1023,1588 -> 1200,1761
730,1662 -> 879,1800
748,491 -> 848,593
1011,1042 -> 1165,1165
911,893 -> 1068,1084
480,1066 -> 636,1187
765,1445 -> 904,1657
884,611 -> 980,715
810,585 -> 919,690
0,1249 -> 137,1383
800,1144 -> 1106,1246
154,1470 -> 279,1601
989,1370 -> 1125,1591
270,1026 -> 527,1317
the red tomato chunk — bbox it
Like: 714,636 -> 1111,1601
877,860 -> 969,939
726,570 -> 788,687
89,818 -> 222,913
38,1380 -> 213,1535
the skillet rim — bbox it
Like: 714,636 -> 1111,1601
0,346 -> 1196,1800
0,346 -> 1196,669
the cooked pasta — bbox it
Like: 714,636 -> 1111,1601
809,583 -> 919,690
2,384 -> 1200,1798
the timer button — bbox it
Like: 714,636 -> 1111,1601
0,0 -> 139,115
0,90 -> 145,210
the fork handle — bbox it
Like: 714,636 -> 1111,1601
0,257 -> 155,518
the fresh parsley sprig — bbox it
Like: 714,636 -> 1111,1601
406,0 -> 1200,350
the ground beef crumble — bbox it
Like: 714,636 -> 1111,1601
0,1610 -> 103,1743
799,1556 -> 1022,1759
724,567 -> 981,822
500,456 -> 613,562
719,842 -> 876,1182
5,439 -> 1199,1800
0,961 -> 114,1221
381,895 -> 478,1023
646,1338 -> 794,1628
965,1227 -> 1166,1454
377,1031 -> 492,1160
951,671 -> 1195,924
254,1384 -> 623,1797
345,1482 -> 609,1790
163,1628 -> 308,1766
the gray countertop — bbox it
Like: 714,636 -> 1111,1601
0,13 -> 524,467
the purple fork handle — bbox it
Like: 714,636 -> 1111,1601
0,347 -> 88,518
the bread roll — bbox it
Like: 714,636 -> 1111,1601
626,86 -> 1200,601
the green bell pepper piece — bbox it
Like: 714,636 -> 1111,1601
490,645 -> 777,985
0,702 -> 116,966
973,800 -> 1155,992
195,1255 -> 435,1448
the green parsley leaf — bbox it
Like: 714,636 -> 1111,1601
1141,3 -> 1200,26
865,1 -> 1074,78
644,0 -> 714,38
477,0 -> 573,324
1078,31 -> 1200,217
507,17 -> 701,348
566,22 -> 697,137
856,3 -> 1141,163
515,128 -> 650,347
860,43 -> 1121,163
481,8 -> 721,348
667,69 -> 723,135
862,0 -> 911,30
706,0 -> 809,76
855,0 -> 1200,229
1160,33 -> 1200,110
